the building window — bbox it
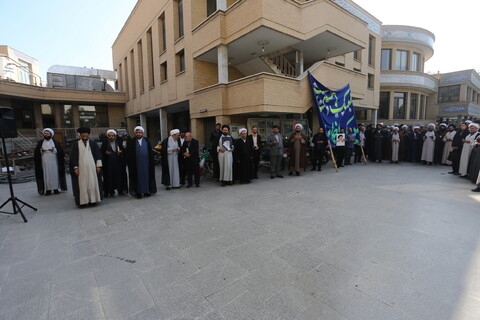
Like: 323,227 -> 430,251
13,101 -> 34,129
207,0 -> 217,16
353,50 -> 362,61
61,104 -> 73,127
124,57 -> 129,100
395,50 -> 408,70
381,49 -> 391,70
79,105 -> 109,128
368,35 -> 375,66
367,73 -> 374,89
18,59 -> 32,85
438,85 -> 460,103
160,62 -> 168,82
393,92 -> 406,119
41,104 -> 55,128
412,53 -> 421,72
130,49 -> 136,98
117,64 -> 122,92
410,93 -> 418,119
147,28 -> 155,88
379,92 -> 390,119
176,50 -> 185,74
158,14 -> 166,52
174,0 -> 184,40
137,40 -> 145,94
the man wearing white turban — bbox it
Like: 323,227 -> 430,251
101,129 -> 128,197
421,123 -> 436,165
288,123 -> 307,175
459,123 -> 480,177
234,128 -> 253,183
126,126 -> 157,198
161,129 -> 181,189
34,128 -> 67,195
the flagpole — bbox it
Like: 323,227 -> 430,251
360,145 -> 368,165
328,140 -> 339,172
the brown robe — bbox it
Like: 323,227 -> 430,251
288,132 -> 307,172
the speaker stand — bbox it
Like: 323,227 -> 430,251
0,137 -> 36,223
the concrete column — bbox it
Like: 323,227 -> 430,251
296,51 -> 304,75
371,109 -> 378,125
71,104 -> 80,128
217,45 -> 229,84
159,107 -> 168,141
388,91 -> 394,120
215,115 -> 231,126
54,103 -> 62,128
33,102 -> 43,130
127,117 -> 138,136
191,118 -> 205,146
140,113 -> 148,137
216,0 -> 227,11
405,92 -> 411,120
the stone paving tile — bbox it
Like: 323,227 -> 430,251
205,281 -> 250,310
146,280 -> 213,319
187,256 -> 250,297
0,293 -> 50,320
49,272 -> 101,318
98,276 -> 155,320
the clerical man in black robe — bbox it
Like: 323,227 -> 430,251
248,126 -> 262,179
101,129 -> 128,197
126,126 -> 157,199
69,127 -> 103,208
180,132 -> 200,188
450,122 -> 469,175
373,124 -> 384,162
34,128 -> 67,195
234,128 -> 253,183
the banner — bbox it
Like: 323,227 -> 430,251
308,72 -> 359,146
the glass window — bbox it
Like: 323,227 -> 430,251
368,74 -> 374,89
207,0 -> 217,16
410,93 -> 418,119
61,105 -> 73,127
158,14 -> 166,52
353,50 -> 361,61
438,85 -> 460,103
160,62 -> 168,82
420,96 -> 426,120
396,50 -> 408,70
176,50 -> 185,73
41,104 -> 55,128
13,101 -> 34,129
412,53 -> 421,72
18,59 -> 32,85
379,92 -> 390,119
393,92 -> 406,119
175,0 -> 184,39
368,35 -> 375,66
79,105 -> 109,127
381,49 -> 391,70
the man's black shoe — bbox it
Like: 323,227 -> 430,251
276,174 -> 284,178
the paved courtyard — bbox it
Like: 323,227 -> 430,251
0,162 -> 479,320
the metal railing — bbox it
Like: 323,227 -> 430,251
262,50 -> 297,78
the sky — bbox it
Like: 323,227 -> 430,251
1,0 -> 478,81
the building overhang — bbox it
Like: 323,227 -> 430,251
437,103 -> 480,117
192,0 -> 368,65
380,72 -> 438,94
195,26 -> 363,66
0,80 -> 126,105
382,25 -> 435,61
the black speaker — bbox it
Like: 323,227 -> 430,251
0,106 -> 18,138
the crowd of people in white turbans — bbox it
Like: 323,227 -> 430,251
32,118 -> 480,207
359,120 -> 480,192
